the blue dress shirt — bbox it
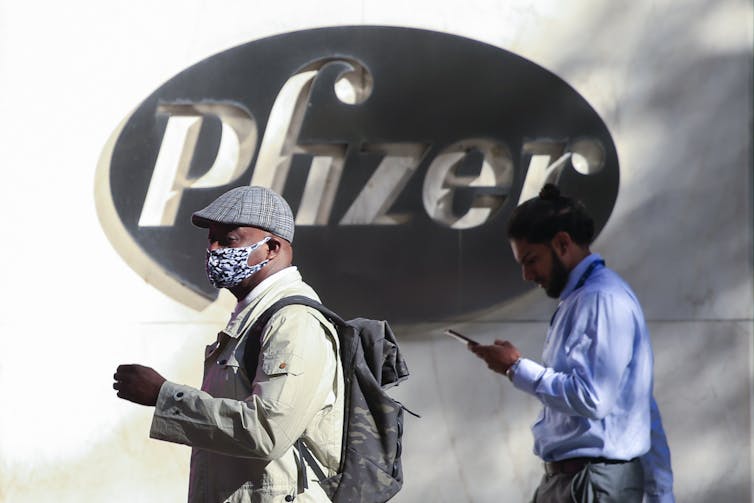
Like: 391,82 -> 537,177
512,253 -> 674,502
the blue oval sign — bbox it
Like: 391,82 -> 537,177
98,26 -> 619,322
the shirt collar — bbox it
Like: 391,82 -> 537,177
228,266 -> 300,323
560,253 -> 604,301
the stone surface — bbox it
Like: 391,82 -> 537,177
0,0 -> 751,502
390,320 -> 753,502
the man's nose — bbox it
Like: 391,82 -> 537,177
208,240 -> 222,251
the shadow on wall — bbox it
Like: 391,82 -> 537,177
393,1 -> 753,502
584,0 -> 752,322
585,6 -> 754,498
650,320 -> 751,502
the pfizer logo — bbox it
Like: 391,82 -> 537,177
97,26 -> 619,322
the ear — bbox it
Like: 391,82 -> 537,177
551,231 -> 573,257
264,236 -> 282,259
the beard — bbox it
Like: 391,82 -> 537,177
545,248 -> 569,298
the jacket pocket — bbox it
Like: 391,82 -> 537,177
262,352 -> 304,377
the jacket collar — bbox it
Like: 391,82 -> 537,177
223,266 -> 302,338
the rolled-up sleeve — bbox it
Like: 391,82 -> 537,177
149,307 -> 337,461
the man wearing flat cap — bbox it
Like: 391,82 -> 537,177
114,186 -> 344,503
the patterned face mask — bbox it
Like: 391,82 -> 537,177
205,236 -> 271,289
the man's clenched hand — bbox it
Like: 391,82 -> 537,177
113,364 -> 166,406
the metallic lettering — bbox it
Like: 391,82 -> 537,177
138,103 -> 257,227
423,139 -> 513,229
340,144 -> 427,225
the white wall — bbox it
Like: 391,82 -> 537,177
0,1 -> 751,501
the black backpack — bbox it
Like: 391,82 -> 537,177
244,295 -> 412,503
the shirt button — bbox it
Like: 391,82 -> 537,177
279,362 -> 287,369
173,409 -> 180,415
285,496 -> 294,502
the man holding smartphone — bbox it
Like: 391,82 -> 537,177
469,183 -> 674,503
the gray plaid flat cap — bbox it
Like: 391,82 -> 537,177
191,186 -> 295,242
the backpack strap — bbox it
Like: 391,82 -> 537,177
242,295 -> 344,378
297,438 -> 328,481
241,295 -> 344,491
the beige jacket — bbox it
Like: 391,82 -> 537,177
151,267 -> 344,503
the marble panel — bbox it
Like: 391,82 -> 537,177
389,320 -> 752,502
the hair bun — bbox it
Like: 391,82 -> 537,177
539,183 -> 561,200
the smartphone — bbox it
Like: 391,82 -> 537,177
444,329 -> 479,346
